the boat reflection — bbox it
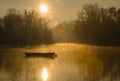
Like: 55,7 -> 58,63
42,68 -> 48,81
0,44 -> 120,81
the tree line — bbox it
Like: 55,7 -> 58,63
53,3 -> 120,46
0,9 -> 54,46
1,3 -> 120,46
75,3 -> 120,45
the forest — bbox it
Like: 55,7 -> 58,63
75,3 -> 120,46
54,3 -> 120,46
0,9 -> 54,46
0,3 -> 120,46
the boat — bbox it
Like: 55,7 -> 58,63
25,52 -> 57,58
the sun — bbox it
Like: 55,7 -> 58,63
39,4 -> 48,13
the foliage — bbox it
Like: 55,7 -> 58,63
75,3 -> 120,45
53,21 -> 76,42
0,9 -> 54,46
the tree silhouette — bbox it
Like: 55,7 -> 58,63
0,9 -> 54,46
75,3 -> 120,46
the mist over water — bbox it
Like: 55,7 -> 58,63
0,43 -> 120,81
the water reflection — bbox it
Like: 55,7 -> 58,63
0,44 -> 120,81
42,68 -> 48,81
76,47 -> 120,81
79,56 -> 103,80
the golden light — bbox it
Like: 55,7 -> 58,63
42,68 -> 48,81
40,4 -> 48,13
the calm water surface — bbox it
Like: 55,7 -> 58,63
0,43 -> 120,81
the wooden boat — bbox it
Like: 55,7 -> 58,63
25,52 -> 57,58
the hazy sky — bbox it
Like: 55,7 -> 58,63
0,0 -> 120,25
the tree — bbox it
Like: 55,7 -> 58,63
75,3 -> 120,45
0,8 -> 54,46
53,21 -> 76,42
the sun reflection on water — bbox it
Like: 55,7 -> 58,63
42,68 -> 48,81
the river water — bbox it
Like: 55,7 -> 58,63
0,43 -> 120,81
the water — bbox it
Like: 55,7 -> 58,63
0,43 -> 120,81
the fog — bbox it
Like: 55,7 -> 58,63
0,43 -> 120,81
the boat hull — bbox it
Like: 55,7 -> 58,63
25,52 -> 57,58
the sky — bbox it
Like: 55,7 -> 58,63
0,0 -> 120,26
